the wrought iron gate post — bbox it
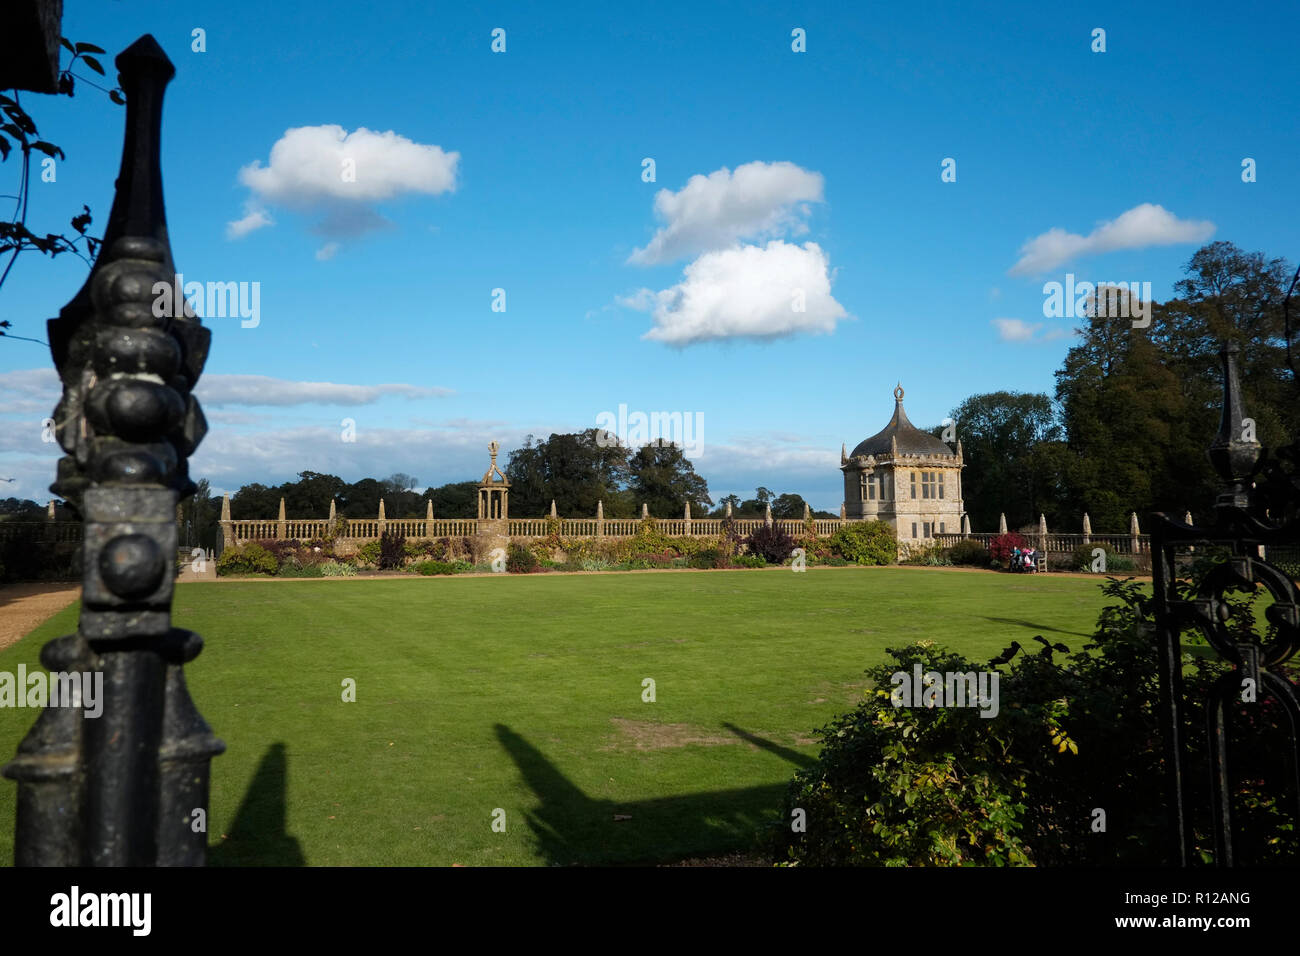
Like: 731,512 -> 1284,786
1150,340 -> 1300,866
2,35 -> 223,866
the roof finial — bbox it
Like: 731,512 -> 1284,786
894,383 -> 904,402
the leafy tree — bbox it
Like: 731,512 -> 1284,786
628,440 -> 711,516
339,478 -> 383,518
0,497 -> 46,518
712,493 -> 742,516
945,392 -> 1064,533
770,492 -> 808,519
424,481 -> 478,519
178,478 -> 217,550
505,430 -> 631,517
282,471 -> 346,518
1048,242 -> 1297,531
230,482 -> 280,520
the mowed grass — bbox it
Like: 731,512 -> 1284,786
0,567 -> 1119,866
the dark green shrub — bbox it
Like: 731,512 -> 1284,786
946,539 -> 991,567
506,543 -> 539,573
216,541 -> 278,576
688,548 -> 729,569
356,540 -> 382,567
276,562 -> 326,578
829,520 -> 896,565
1068,542 -> 1136,573
745,524 -> 795,564
411,559 -> 473,575
732,554 -> 767,568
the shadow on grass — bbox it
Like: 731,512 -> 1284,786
495,722 -> 811,866
720,722 -> 818,769
209,742 -> 305,866
983,617 -> 1093,639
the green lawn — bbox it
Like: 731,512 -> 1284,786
0,566 -> 1120,866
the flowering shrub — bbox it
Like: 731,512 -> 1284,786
989,532 -> 1026,563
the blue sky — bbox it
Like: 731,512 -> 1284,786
2,0 -> 1297,514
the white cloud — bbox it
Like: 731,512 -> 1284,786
315,242 -> 340,261
0,368 -> 59,416
992,318 -> 1041,342
194,375 -> 452,407
623,240 -> 850,346
225,203 -> 273,239
992,318 -> 1076,344
191,421 -> 532,499
629,161 -> 824,265
1009,203 -> 1215,276
232,125 -> 459,243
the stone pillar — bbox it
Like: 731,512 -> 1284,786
641,502 -> 649,520
998,513 -> 1008,534
1082,512 -> 1091,544
425,499 -> 434,535
684,501 -> 692,535
277,496 -> 287,539
1130,511 -> 1141,554
839,502 -> 846,521
960,513 -> 971,536
219,493 -> 233,553
596,500 -> 604,537
1184,510 -> 1193,526
1038,513 -> 1048,554
764,502 -> 772,527
550,499 -> 558,519
725,501 -> 733,518
47,500 -> 56,520
378,498 -> 387,535
803,502 -> 810,521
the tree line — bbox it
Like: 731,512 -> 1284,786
941,241 -> 1298,533
6,241 -> 1292,541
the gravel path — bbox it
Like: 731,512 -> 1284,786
0,583 -> 80,651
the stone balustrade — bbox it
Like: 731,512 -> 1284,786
215,498 -> 1179,570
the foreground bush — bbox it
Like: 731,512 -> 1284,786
829,521 -> 896,565
776,576 -> 1300,866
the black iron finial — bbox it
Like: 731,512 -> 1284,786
1208,341 -> 1262,510
5,35 -> 222,867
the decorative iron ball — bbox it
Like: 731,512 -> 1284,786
99,533 -> 164,600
